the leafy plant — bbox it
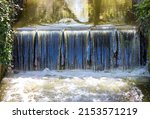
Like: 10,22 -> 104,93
0,0 -> 19,66
135,0 -> 150,72
135,0 -> 150,35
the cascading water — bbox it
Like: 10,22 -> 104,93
64,0 -> 89,22
13,25 -> 142,71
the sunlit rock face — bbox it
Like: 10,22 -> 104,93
15,0 -> 134,27
88,0 -> 133,24
15,0 -> 76,27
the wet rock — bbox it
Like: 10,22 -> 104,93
58,18 -> 77,24
125,87 -> 143,102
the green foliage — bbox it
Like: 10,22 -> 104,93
0,0 -> 16,65
135,0 -> 150,35
135,0 -> 150,72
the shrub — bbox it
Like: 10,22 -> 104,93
0,0 -> 14,65
135,0 -> 150,72
135,0 -> 150,36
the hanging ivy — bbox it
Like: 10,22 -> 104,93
135,0 -> 150,35
0,0 -> 20,65
135,0 -> 150,72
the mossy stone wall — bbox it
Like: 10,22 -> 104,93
148,31 -> 150,72
0,64 -> 6,82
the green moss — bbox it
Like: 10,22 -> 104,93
148,61 -> 150,72
135,0 -> 150,36
135,0 -> 150,72
148,32 -> 150,73
148,30 -> 150,60
0,64 -> 6,82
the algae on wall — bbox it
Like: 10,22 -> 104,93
148,31 -> 150,72
0,65 -> 6,82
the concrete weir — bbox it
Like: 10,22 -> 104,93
13,25 -> 146,71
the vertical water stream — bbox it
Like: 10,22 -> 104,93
13,26 -> 143,71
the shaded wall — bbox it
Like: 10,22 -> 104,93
0,65 -> 6,81
148,31 -> 150,72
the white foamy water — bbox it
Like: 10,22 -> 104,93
65,0 -> 89,22
1,68 -> 149,102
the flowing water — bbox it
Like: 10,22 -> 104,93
64,0 -> 89,22
13,25 -> 144,71
9,24 -> 148,102
0,68 -> 150,102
